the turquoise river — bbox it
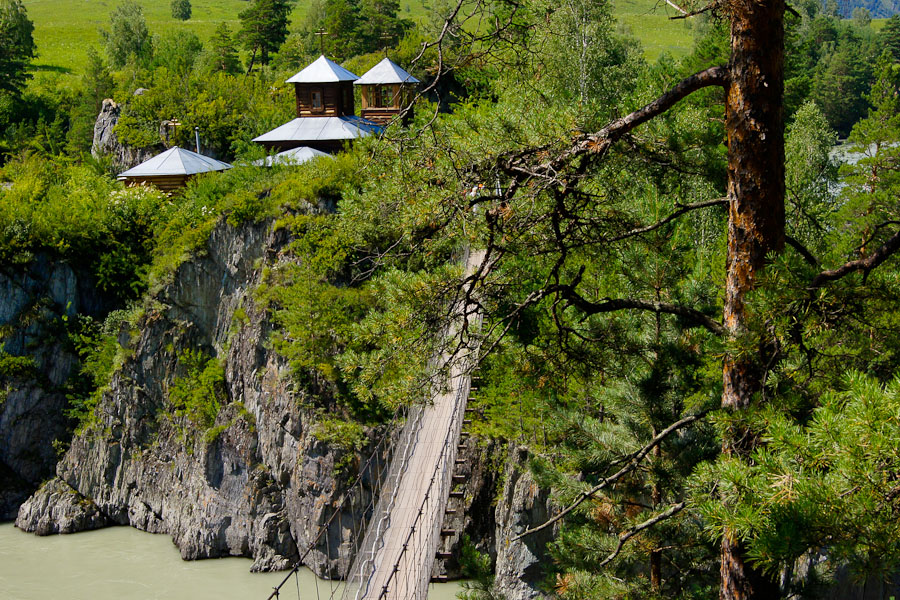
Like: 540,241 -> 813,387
0,522 -> 463,600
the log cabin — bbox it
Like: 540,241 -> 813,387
117,146 -> 232,193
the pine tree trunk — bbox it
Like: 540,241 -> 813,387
721,0 -> 785,598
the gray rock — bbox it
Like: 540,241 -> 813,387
15,478 -> 109,534
434,436 -> 500,580
0,256 -> 112,519
493,446 -> 554,600
91,98 -> 162,172
16,216 -> 374,575
10,215 -> 514,583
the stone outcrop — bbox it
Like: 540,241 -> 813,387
493,446 -> 555,600
15,478 -> 109,535
91,97 -> 163,172
0,256 -> 112,519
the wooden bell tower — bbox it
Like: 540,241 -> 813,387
286,55 -> 358,118
354,58 -> 420,126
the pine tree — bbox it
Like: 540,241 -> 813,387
208,23 -> 240,74
171,0 -> 191,21
239,0 -> 294,72
880,14 -> 900,61
0,0 -> 35,96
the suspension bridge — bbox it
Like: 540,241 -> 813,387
267,249 -> 485,600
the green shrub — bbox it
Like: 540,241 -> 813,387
168,349 -> 226,429
64,310 -> 130,431
313,415 -> 366,475
0,348 -> 36,406
0,155 -> 168,302
0,348 -> 36,379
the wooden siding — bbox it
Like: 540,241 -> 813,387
359,84 -> 413,125
122,174 -> 191,193
295,82 -> 355,117
360,107 -> 401,126
359,84 -> 403,110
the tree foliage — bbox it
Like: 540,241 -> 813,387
100,0 -> 152,68
238,0 -> 294,70
0,0 -> 35,96
171,0 -> 192,21
205,23 -> 241,74
6,0 -> 900,597
294,0 -> 413,62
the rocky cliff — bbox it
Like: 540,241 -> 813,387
15,216 -> 342,573
0,256 -> 114,519
10,215 -> 554,593
494,446 -> 556,600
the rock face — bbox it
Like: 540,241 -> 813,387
15,478 -> 109,535
0,257 -> 112,519
91,98 -> 162,172
435,436 -> 500,579
14,217 -> 381,574
493,446 -> 555,600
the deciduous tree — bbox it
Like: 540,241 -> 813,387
0,0 -> 35,96
100,0 -> 152,68
171,0 -> 192,21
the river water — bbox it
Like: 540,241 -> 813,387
0,523 -> 463,600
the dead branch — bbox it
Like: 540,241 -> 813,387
596,502 -> 687,568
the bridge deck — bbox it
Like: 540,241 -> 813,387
364,360 -> 471,598
343,249 -> 484,600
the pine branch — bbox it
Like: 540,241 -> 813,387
499,66 -> 729,182
605,198 -> 727,243
785,235 -> 819,267
511,411 -> 708,542
550,282 -> 726,336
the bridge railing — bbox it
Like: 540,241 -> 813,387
373,361 -> 474,600
340,397 -> 427,600
265,402 -> 416,600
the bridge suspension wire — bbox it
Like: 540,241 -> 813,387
342,247 -> 485,600
265,401 -> 415,600
265,246 -> 484,600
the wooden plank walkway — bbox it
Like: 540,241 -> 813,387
342,249 -> 483,600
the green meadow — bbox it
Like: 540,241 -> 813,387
21,0 -> 695,81
23,0 -> 256,75
614,0 -> 696,61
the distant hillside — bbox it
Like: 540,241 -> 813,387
837,0 -> 900,18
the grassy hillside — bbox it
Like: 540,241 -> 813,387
21,0 -> 694,81
24,0 -> 256,75
614,0 -> 696,61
